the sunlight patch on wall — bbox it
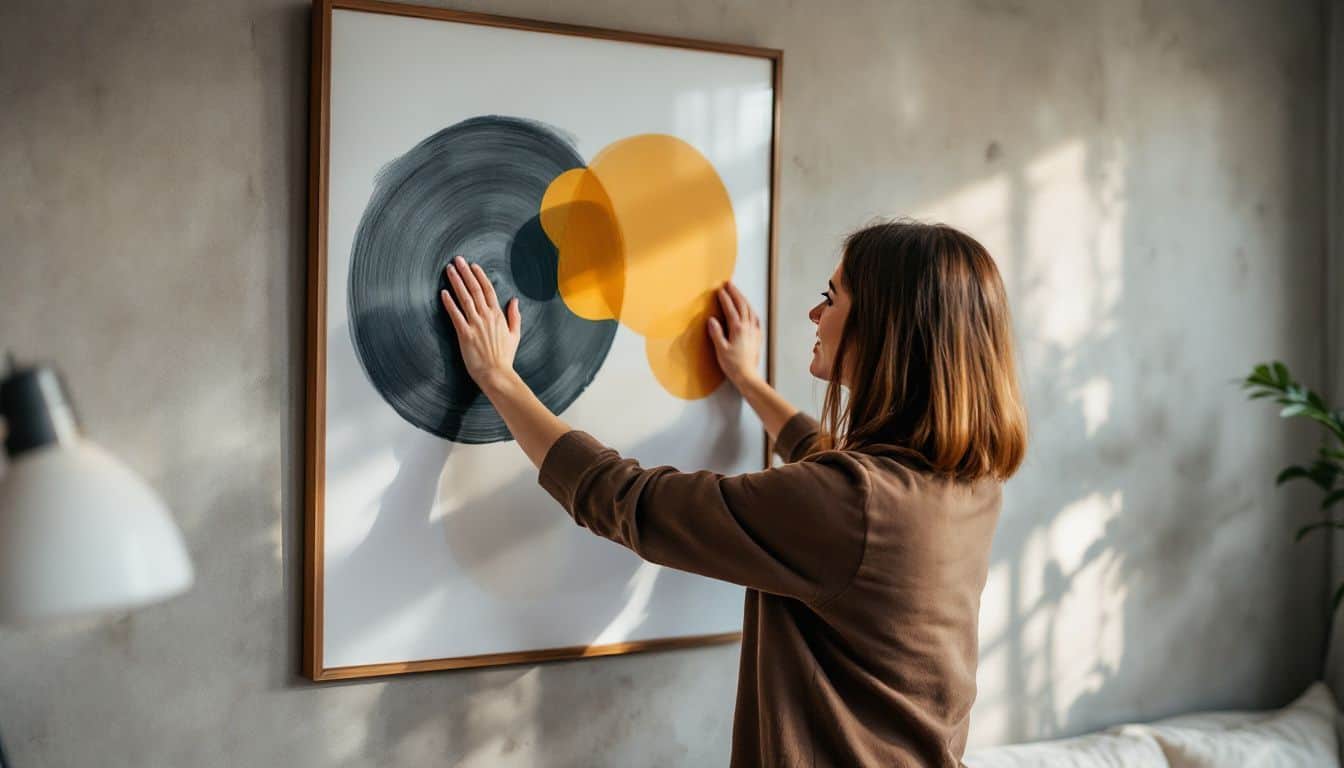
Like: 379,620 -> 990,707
1073,376 -> 1113,438
1022,139 -> 1126,353
975,492 -> 1128,740
910,172 -> 1013,271
1048,491 -> 1126,724
452,668 -> 544,767
973,558 -> 1016,741
1050,491 -> 1121,574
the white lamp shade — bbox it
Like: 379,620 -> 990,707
0,440 -> 194,624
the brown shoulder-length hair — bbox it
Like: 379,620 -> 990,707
815,220 -> 1028,482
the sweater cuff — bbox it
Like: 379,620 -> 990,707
538,430 -> 611,509
774,411 -> 820,461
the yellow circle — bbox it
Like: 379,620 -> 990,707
540,135 -> 736,400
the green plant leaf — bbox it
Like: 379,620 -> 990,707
1273,361 -> 1291,387
1277,466 -> 1311,485
1304,412 -> 1338,431
1323,489 -> 1344,510
1310,461 -> 1343,490
1281,404 -> 1310,418
1241,365 -> 1284,392
1246,364 -> 1277,390
1327,418 -> 1344,443
1295,521 -> 1344,541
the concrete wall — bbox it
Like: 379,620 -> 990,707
0,0 -> 1329,765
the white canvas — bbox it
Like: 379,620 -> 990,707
319,8 -> 775,669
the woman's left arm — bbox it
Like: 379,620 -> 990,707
439,255 -> 570,468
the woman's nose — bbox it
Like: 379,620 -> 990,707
808,302 -> 822,324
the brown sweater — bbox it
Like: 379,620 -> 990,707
538,411 -> 1002,767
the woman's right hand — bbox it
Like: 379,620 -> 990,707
707,281 -> 764,387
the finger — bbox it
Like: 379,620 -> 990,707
726,281 -> 754,324
507,297 -> 521,335
446,263 -> 479,321
455,257 -> 489,314
724,281 -> 749,324
707,316 -> 729,349
446,263 -> 478,320
471,262 -> 500,309
440,289 -> 469,334
716,285 -> 742,327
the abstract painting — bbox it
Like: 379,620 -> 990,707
305,0 -> 780,680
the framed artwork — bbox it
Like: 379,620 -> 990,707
304,0 -> 781,680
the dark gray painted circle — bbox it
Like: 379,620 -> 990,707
347,115 -> 616,444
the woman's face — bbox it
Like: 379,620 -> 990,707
808,261 -> 851,383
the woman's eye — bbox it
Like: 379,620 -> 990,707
820,291 -> 832,306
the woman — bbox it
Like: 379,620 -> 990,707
439,220 -> 1027,767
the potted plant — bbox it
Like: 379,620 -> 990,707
1242,361 -> 1344,615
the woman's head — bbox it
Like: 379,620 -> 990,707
809,219 -> 1027,482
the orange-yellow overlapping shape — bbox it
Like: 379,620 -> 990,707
540,134 -> 736,400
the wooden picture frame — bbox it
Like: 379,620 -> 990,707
304,0 -> 782,681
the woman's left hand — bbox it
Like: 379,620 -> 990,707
440,255 -> 521,390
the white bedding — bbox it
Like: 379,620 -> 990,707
965,682 -> 1340,768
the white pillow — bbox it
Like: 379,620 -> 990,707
962,730 -> 1168,768
1130,709 -> 1263,733
1118,681 -> 1339,768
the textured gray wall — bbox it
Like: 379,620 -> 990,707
0,0 -> 1330,765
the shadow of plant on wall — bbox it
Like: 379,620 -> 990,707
939,128 -> 1326,747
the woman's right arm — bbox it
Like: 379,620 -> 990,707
538,426 -> 866,605
734,373 -> 810,448
707,282 -> 816,456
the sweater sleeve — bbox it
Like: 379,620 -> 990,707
773,411 -> 821,463
537,429 -> 868,605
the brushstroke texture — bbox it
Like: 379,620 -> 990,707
348,116 -> 616,443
